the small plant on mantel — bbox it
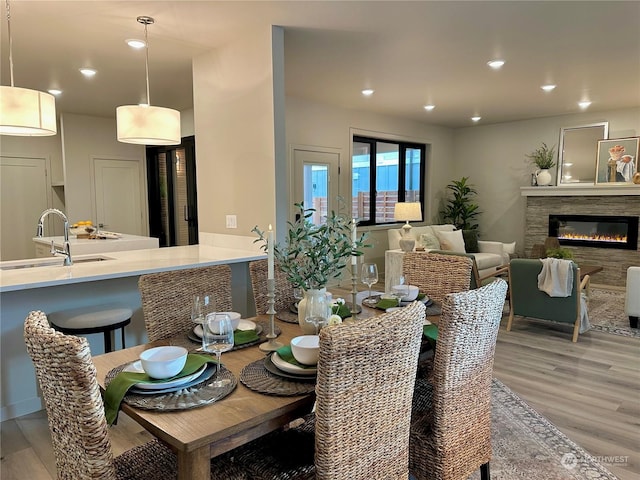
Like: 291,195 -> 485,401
526,143 -> 556,170
252,201 -> 370,290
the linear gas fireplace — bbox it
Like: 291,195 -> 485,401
549,214 -> 639,250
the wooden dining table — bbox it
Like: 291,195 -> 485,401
94,316 -> 315,480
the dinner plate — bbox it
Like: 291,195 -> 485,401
193,319 -> 258,339
271,352 -> 317,375
264,355 -> 316,381
129,363 -> 216,395
400,295 -> 431,307
123,361 -> 207,390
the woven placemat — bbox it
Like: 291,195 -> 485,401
240,359 -> 316,396
105,362 -> 236,411
276,310 -> 299,324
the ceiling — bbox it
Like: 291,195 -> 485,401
2,1 -> 639,129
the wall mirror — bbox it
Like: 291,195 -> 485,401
557,122 -> 609,184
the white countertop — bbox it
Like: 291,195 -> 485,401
33,234 -> 159,255
0,245 -> 266,293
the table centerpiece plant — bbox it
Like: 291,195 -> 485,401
253,201 -> 370,333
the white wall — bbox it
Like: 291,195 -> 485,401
453,107 -> 640,254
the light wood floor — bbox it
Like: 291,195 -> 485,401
2,317 -> 638,480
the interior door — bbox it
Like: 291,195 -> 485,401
292,147 -> 340,225
0,155 -> 51,260
92,157 -> 143,235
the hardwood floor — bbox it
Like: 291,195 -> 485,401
2,317 -> 638,480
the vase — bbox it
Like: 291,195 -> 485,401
535,169 -> 552,186
297,288 -> 328,334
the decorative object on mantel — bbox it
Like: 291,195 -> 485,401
557,122 -> 608,185
595,137 -> 639,184
394,202 -> 422,252
526,143 -> 556,186
253,201 -> 370,333
633,172 -> 640,184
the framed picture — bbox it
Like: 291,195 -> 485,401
595,137 -> 639,184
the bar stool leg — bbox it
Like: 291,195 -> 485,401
104,331 -> 113,353
121,326 -> 126,349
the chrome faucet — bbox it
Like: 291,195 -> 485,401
36,208 -> 73,266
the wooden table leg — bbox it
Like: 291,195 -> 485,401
178,445 -> 210,480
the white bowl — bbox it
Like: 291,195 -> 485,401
290,335 -> 320,365
392,284 -> 419,302
205,312 -> 241,332
139,346 -> 188,379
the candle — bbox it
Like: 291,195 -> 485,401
267,224 -> 274,279
351,218 -> 358,265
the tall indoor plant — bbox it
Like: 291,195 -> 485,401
440,176 -> 480,231
253,202 -> 370,332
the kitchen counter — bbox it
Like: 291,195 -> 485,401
32,233 -> 159,257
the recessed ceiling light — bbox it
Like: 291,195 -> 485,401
126,39 -> 146,49
79,68 -> 97,77
48,89 -> 62,96
541,84 -> 556,92
487,60 -> 505,69
361,89 -> 374,96
424,104 -> 435,111
578,101 -> 592,109
471,116 -> 482,122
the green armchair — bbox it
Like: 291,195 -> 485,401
506,259 -> 590,342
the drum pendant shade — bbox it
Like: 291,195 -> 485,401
116,105 -> 180,145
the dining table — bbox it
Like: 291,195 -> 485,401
94,316 -> 316,480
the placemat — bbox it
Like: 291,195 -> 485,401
180,320 -> 280,350
105,362 -> 236,411
240,358 -> 316,396
276,310 -> 299,324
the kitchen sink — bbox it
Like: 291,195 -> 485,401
0,255 -> 114,270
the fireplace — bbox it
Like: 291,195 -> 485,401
549,214 -> 639,250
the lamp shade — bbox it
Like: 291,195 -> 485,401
116,105 -> 181,145
0,86 -> 57,136
394,202 -> 422,222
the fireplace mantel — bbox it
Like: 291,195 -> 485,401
521,185 -> 640,196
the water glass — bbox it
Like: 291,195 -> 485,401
305,292 -> 329,335
202,313 -> 234,387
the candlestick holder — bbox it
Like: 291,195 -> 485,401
350,262 -> 358,320
260,278 -> 283,352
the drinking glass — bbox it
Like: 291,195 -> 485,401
392,275 -> 409,303
202,313 -> 235,387
293,287 -> 304,310
361,263 -> 379,301
305,292 -> 329,335
191,294 -> 214,325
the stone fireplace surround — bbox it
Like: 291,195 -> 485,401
522,186 -> 640,287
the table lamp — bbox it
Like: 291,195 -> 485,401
394,202 -> 422,252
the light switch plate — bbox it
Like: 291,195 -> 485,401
226,215 -> 237,229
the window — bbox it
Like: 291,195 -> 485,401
352,135 -> 425,225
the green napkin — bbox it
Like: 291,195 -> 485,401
332,304 -> 352,319
417,292 -> 426,301
275,345 -> 316,369
234,329 -> 260,345
423,324 -> 438,349
375,298 -> 400,310
104,353 -> 217,425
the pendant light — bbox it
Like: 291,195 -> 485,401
116,16 -> 180,145
0,0 -> 57,136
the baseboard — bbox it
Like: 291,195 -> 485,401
1,396 -> 44,421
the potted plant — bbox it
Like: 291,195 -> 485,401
526,143 -> 556,186
253,202 -> 370,332
440,177 -> 480,231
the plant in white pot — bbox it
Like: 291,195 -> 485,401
526,143 -> 556,186
253,202 -> 370,333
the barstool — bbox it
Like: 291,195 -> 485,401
48,304 -> 132,353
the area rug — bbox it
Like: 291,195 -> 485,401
467,379 -> 618,480
588,286 -> 638,337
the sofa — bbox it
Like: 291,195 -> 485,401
386,225 -> 515,292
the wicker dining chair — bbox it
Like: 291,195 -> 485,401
410,279 -> 508,480
249,259 -> 296,315
210,301 -> 426,480
138,265 -> 233,341
24,310 -> 251,480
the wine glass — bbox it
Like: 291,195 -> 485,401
293,287 -> 304,310
392,275 -> 409,304
361,263 -> 379,303
305,292 -> 329,335
202,313 -> 234,387
191,294 -> 214,325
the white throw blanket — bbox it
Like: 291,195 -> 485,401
537,258 -> 574,297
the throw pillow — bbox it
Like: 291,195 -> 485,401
462,230 -> 479,253
419,232 -> 441,250
503,241 -> 516,255
435,230 -> 466,253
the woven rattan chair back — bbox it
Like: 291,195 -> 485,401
139,265 -> 233,342
314,301 -> 425,479
24,310 -> 118,480
410,279 -> 508,480
403,252 -> 473,305
249,259 -> 296,315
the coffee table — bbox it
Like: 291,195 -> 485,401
578,264 -> 603,280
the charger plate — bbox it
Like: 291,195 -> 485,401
271,352 -> 317,375
264,355 -> 317,381
106,362 -> 236,411
123,360 -> 207,391
240,359 -> 316,396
